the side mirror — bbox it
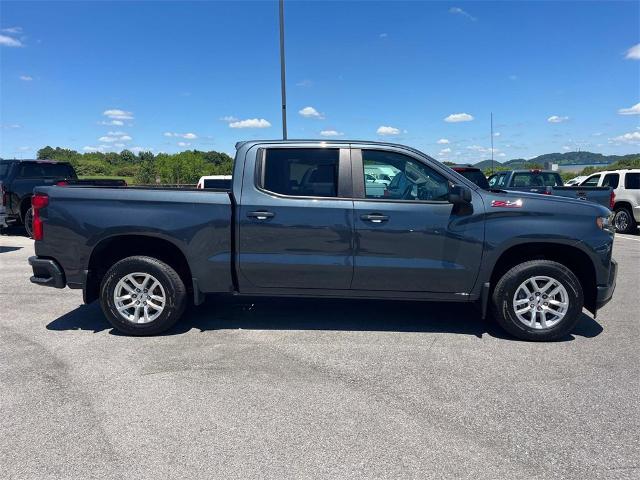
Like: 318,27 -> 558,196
448,185 -> 472,204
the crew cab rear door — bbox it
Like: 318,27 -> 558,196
237,145 -> 354,290
350,147 -> 484,294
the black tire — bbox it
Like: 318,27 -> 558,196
99,256 -> 187,335
491,260 -> 584,341
24,207 -> 34,238
613,206 -> 637,234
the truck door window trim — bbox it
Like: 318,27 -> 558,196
254,147 -> 353,201
350,148 -> 453,205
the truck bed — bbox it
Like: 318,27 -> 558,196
34,185 -> 235,294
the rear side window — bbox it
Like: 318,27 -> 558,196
18,162 -> 74,178
512,172 -> 562,187
602,173 -> 619,189
625,173 -> 640,189
457,169 -> 489,189
261,148 -> 339,197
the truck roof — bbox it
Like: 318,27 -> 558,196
0,158 -> 67,164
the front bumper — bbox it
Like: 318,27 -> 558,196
595,259 -> 617,310
28,256 -> 66,289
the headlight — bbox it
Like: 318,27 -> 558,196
596,216 -> 613,231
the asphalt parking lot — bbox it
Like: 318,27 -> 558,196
1,228 -> 639,480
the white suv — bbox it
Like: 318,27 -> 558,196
580,169 -> 640,233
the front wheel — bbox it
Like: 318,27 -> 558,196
613,207 -> 637,234
491,260 -> 584,341
99,256 -> 187,335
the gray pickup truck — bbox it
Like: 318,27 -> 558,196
28,140 -> 617,341
487,169 -> 614,209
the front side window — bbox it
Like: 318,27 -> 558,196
602,173 -> 619,189
362,150 -> 449,201
488,173 -> 507,188
261,148 -> 339,197
581,175 -> 601,187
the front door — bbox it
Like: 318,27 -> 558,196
238,146 -> 354,290
351,148 -> 484,294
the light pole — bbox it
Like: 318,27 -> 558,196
490,112 -> 494,174
279,0 -> 288,140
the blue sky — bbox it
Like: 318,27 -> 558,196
1,0 -> 639,162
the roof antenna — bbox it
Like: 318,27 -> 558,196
490,112 -> 494,174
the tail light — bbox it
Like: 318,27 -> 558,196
610,190 -> 615,210
55,180 -> 68,186
542,190 -> 552,195
31,193 -> 49,241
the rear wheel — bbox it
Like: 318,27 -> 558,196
613,206 -> 637,234
491,260 -> 583,341
24,207 -> 34,238
100,256 -> 187,335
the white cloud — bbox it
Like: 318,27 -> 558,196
103,109 -> 134,120
444,113 -> 474,123
220,115 -> 238,122
164,132 -> 198,139
379,33 -> 388,38
100,120 -> 124,126
439,148 -> 451,155
177,142 -> 191,147
466,145 -> 501,156
19,75 -> 33,81
547,115 -> 569,123
1,27 -> 22,34
376,125 -> 401,136
437,138 -> 450,144
449,7 -> 477,21
611,131 -> 640,144
320,130 -> 344,137
298,106 -> 324,119
625,43 -> 640,60
493,132 -> 501,137
618,102 -> 640,115
0,34 -> 23,47
562,146 -> 571,151
99,132 -> 132,143
296,79 -> 313,87
83,146 -> 105,152
228,118 -> 271,129
1,123 -> 21,129
17,146 -> 31,152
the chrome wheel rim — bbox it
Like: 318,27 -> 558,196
113,272 -> 166,324
615,210 -> 629,232
513,276 -> 569,330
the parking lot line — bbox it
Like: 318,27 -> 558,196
616,234 -> 640,243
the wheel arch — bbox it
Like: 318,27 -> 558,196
85,234 -> 193,304
489,242 -> 597,314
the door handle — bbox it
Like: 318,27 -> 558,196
361,213 -> 389,223
247,211 -> 275,220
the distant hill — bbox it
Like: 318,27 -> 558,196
472,152 -> 640,170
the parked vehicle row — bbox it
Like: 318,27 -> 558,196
0,159 -> 125,237
487,169 -> 614,209
28,140 -> 617,341
577,169 -> 640,233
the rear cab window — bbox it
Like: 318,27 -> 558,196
260,148 -> 340,197
511,172 -> 562,187
488,173 -> 508,188
17,162 -> 75,179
